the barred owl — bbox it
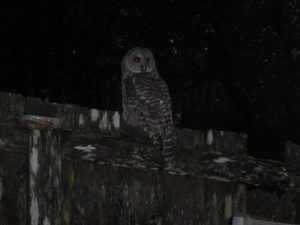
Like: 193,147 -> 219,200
121,47 -> 174,154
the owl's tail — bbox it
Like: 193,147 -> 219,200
149,130 -> 173,158
162,130 -> 174,159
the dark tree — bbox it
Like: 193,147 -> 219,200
1,0 -> 299,160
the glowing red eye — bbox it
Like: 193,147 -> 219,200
134,57 -> 141,62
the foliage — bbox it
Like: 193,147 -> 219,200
1,0 -> 299,159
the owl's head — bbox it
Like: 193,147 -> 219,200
121,47 -> 157,75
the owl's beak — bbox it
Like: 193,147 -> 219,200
140,64 -> 147,72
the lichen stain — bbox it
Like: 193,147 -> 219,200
212,193 -> 219,225
112,111 -> 120,129
68,170 -> 75,190
43,216 -> 50,225
99,111 -> 111,130
207,129 -> 213,145
30,148 -> 38,175
101,184 -> 106,199
220,130 -> 224,136
91,109 -> 100,122
79,114 -> 84,126
123,183 -> 129,199
157,218 -> 162,225
213,157 -> 233,164
167,212 -> 173,223
0,138 -> 7,147
30,196 -> 39,225
30,129 -> 41,225
193,135 -> 202,146
31,130 -> 40,175
150,188 -> 155,204
74,145 -> 96,151
54,174 -> 60,188
63,208 -> 70,225
207,192 -> 219,225
0,177 -> 3,202
225,194 -> 233,219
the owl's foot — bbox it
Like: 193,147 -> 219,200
120,125 -> 152,145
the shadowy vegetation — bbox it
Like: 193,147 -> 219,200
1,0 -> 299,160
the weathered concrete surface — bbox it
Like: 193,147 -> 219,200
1,92 -> 297,189
1,152 -> 299,225
61,161 -> 240,225
62,129 -> 300,190
1,91 -> 300,225
0,152 -> 28,225
286,141 -> 300,170
28,129 -> 61,225
0,91 -> 246,155
246,189 -> 299,223
176,129 -> 247,155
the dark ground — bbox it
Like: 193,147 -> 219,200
0,0 -> 300,160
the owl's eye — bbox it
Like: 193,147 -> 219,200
133,56 -> 141,63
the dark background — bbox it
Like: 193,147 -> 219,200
1,0 -> 299,160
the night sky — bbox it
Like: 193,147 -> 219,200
1,0 -> 300,160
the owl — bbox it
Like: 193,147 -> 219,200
121,47 -> 174,154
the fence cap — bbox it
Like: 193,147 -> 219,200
233,213 -> 249,218
21,115 -> 64,129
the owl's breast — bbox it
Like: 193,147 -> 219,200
121,77 -> 140,126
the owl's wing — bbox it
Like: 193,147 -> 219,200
122,77 -> 140,125
133,74 -> 173,149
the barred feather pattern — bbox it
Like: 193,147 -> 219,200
121,71 -> 174,152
